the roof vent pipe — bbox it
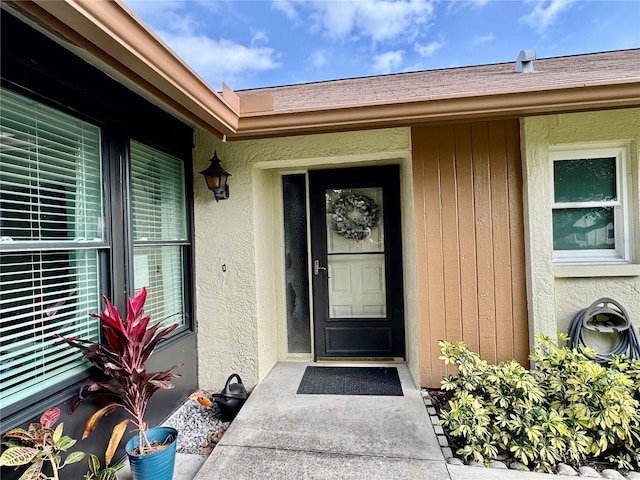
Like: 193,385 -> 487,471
515,49 -> 536,73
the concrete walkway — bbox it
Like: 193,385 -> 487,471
195,362 -> 445,479
192,362 -> 584,480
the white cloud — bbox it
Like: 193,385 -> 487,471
251,31 -> 269,46
446,0 -> 489,14
308,50 -> 330,68
274,0 -> 435,43
271,0 -> 299,20
157,30 -> 281,88
373,50 -> 404,74
473,33 -> 494,45
522,0 -> 576,33
414,40 -> 445,57
123,1 -> 282,89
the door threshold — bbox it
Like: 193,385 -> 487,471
315,357 -> 404,363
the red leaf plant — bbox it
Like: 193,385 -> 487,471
58,287 -> 182,459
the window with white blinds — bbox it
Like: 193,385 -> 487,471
130,141 -> 187,328
0,87 -> 103,410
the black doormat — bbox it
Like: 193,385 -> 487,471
297,366 -> 403,396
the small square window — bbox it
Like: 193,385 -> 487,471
551,143 -> 632,264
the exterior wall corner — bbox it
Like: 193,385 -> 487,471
521,117 -> 557,349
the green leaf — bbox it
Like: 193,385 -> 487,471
52,422 -> 64,443
62,450 -> 86,466
95,462 -> 125,480
88,453 -> 101,474
2,428 -> 35,441
56,436 -> 77,451
0,446 -> 39,466
17,462 -> 43,480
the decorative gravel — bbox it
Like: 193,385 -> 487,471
163,393 -> 230,456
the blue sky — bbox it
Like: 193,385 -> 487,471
124,0 -> 640,91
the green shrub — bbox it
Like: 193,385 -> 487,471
438,335 -> 640,471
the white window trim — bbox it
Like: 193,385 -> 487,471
550,141 -> 633,265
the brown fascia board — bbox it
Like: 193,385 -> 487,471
18,0 -> 239,138
222,83 -> 274,114
233,80 -> 640,139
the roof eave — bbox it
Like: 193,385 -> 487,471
7,2 -> 639,141
15,0 -> 239,138
232,80 -> 640,139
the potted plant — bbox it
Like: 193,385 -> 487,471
58,287 -> 181,480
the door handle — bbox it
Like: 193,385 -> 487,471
313,259 -> 327,276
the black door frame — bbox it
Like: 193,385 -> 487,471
309,165 -> 405,360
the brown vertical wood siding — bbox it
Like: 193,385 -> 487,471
412,120 -> 529,387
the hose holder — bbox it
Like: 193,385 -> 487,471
581,297 -> 630,334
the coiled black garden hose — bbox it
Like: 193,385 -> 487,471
568,297 -> 640,363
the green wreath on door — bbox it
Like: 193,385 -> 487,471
331,192 -> 380,241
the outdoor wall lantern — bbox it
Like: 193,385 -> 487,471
200,150 -> 231,201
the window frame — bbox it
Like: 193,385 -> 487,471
0,11 -> 194,431
129,140 -> 192,330
550,142 -> 632,264
0,86 -> 108,418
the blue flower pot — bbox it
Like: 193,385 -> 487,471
125,426 -> 177,480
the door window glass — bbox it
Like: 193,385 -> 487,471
325,188 -> 386,319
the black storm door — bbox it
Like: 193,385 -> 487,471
309,166 -> 405,359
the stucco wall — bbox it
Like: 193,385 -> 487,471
193,128 -> 415,390
400,139 -> 421,387
193,134 -> 260,390
521,108 -> 640,352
